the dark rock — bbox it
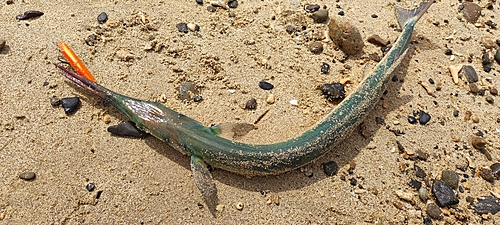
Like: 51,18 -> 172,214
107,121 -> 147,138
321,83 -> 345,101
462,2 -> 482,23
369,53 -> 381,62
193,95 -> 203,102
415,149 -> 428,161
408,116 -> 417,124
245,98 -> 257,110
85,34 -> 98,46
432,179 -> 459,207
19,172 -> 36,181
367,34 -> 389,47
285,25 -> 295,34
441,170 -> 459,189
196,0 -> 203,4
482,54 -> 490,65
176,22 -> 188,33
349,178 -> 357,186
444,49 -> 452,55
207,5 -> 216,12
321,62 -> 330,74
309,42 -> 323,54
415,164 -> 427,178
419,110 -> 431,125
491,163 -> 500,178
228,0 -> 238,8
323,161 -> 338,176
259,81 -> 274,90
375,117 -> 385,125
311,9 -> 329,23
423,216 -> 432,225
479,167 -> 495,182
61,97 -> 80,115
409,179 -> 422,190
0,39 -> 5,51
50,97 -> 61,107
495,49 -> 500,64
97,12 -> 108,24
474,196 -> 500,215
490,87 -> 498,96
426,202 -> 443,220
472,136 -> 487,149
304,4 -> 320,13
86,183 -> 96,192
469,83 -> 480,94
453,110 -> 459,117
338,11 -> 344,16
462,65 -> 478,83
16,10 -> 44,20
371,14 -> 378,18
486,96 -> 494,104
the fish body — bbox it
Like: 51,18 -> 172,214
56,1 -> 434,212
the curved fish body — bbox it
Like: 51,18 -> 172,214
56,1 -> 433,211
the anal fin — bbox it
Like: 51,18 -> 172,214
190,155 -> 218,216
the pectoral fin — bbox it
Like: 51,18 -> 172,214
190,155 -> 218,216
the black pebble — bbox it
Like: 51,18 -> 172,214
193,95 -> 203,102
414,164 -> 426,178
245,98 -> 257,110
491,162 -> 500,178
207,5 -> 216,12
432,179 -> 459,207
375,117 -> 385,125
97,12 -> 108,24
196,0 -> 203,4
107,121 -> 147,138
391,76 -> 398,82
484,65 -> 492,73
463,65 -> 478,83
453,110 -> 459,117
16,10 -> 44,20
85,34 -> 98,46
495,49 -> 500,64
419,110 -> 431,125
86,183 -> 96,192
321,83 -> 345,101
338,11 -> 344,16
482,54 -> 490,65
305,4 -> 320,13
61,97 -> 81,115
428,78 -> 434,84
349,178 -> 357,186
423,216 -> 432,225
259,81 -> 274,90
323,161 -> 338,176
176,22 -> 188,33
321,62 -> 330,74
444,49 -> 452,55
371,14 -> 378,18
474,196 -> 500,215
408,116 -> 417,124
409,179 -> 422,190
228,0 -> 238,8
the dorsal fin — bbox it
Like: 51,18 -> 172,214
395,1 -> 434,28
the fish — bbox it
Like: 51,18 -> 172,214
55,1 -> 434,214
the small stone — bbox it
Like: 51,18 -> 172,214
479,167 -> 495,182
6,0 -> 13,4
426,203 -> 443,220
441,170 -> 459,189
367,34 -> 389,47
266,94 -> 275,104
448,64 -> 462,84
16,10 -> 44,20
489,87 -> 498,96
472,136 -> 487,149
321,62 -> 330,74
259,81 -> 274,90
414,164 -> 427,178
464,110 -> 472,120
444,49 -> 452,55
453,110 -> 459,117
321,83 -> 345,101
0,39 -> 5,51
50,97 -> 61,107
176,22 -> 188,33
235,202 -> 243,210
245,98 -> 257,110
491,163 -> 500,178
107,121 -> 147,138
285,25 -> 295,34
338,11 -> 344,16
409,179 -> 422,190
474,196 -> 500,215
103,115 -> 111,124
415,149 -> 428,161
472,115 -> 479,123
462,2 -> 482,23
289,99 -> 298,106
85,34 -> 98,46
469,83 -> 480,94
216,204 -> 225,212
304,4 -> 320,13
408,116 -> 417,124
272,193 -> 280,205
486,96 -> 494,104
495,49 -> 500,64
311,9 -> 329,23
328,17 -> 364,55
86,183 -> 96,192
309,42 -> 323,54
419,110 -> 431,125
323,161 -> 338,176
228,0 -> 238,8
61,97 -> 80,115
482,54 -> 490,65
462,65 -> 478,83
395,190 -> 413,202
187,23 -> 200,32
419,187 -> 428,202
481,36 -> 495,49
196,0 -> 203,4
432,179 -> 459,207
193,95 -> 203,102
97,12 -> 108,24
19,172 -> 36,181
207,5 -> 216,12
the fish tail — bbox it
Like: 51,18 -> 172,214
395,0 -> 434,28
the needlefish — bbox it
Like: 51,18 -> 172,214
55,1 -> 434,212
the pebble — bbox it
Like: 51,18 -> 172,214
259,81 -> 274,90
495,49 -> 500,64
228,0 -> 238,8
304,4 -> 320,13
85,34 -> 98,46
409,179 -> 421,190
321,62 -> 330,74
448,64 -> 462,84
469,83 -> 480,94
490,87 -> 498,96
193,95 -> 203,102
86,183 -> 96,192
179,82 -> 199,100
196,0 -> 203,4
323,161 -> 338,176
472,136 -> 487,149
285,25 -> 295,34
426,203 -> 443,220
16,10 -> 44,20
187,23 -> 200,32
103,115 -> 111,124
462,2 -> 482,23
61,97 -> 80,115
235,202 -> 243,210
481,36 -> 495,49
321,83 -> 345,101
19,172 -> 36,181
474,196 -> 500,215
311,9 -> 329,23
395,190 -> 413,202
245,98 -> 257,110
107,121 -> 147,138
408,116 -> 417,124
216,204 -> 225,212
472,115 -> 479,123
479,167 -> 495,182
441,170 -> 459,189
491,163 -> 500,178
414,164 -> 427,178
444,49 -> 452,55
176,22 -> 188,33
453,110 -> 459,117
419,110 -> 431,125
309,42 -> 323,54
97,12 -> 108,24
0,39 -> 5,51
419,187 -> 428,202
367,34 -> 389,47
462,65 -> 478,83
432,179 -> 459,207
328,17 -> 364,55
486,96 -> 494,104
50,97 -> 61,107
266,94 -> 275,104
289,99 -> 298,106
482,54 -> 490,65
207,5 -> 216,12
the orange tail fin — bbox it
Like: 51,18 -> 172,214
57,42 -> 97,82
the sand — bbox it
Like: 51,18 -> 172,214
1,0 -> 500,224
